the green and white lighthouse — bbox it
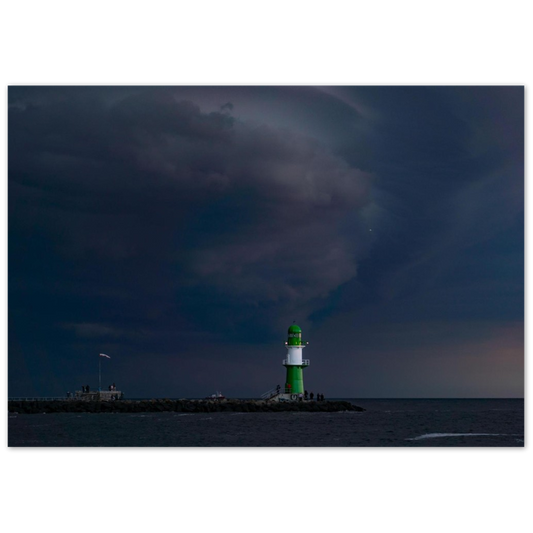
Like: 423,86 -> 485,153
283,323 -> 310,395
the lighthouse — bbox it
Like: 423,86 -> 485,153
283,323 -> 309,396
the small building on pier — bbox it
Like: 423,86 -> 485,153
74,390 -> 123,401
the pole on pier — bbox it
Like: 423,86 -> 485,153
98,353 -> 110,392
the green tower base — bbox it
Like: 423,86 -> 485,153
285,365 -> 306,395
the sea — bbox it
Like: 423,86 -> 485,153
8,398 -> 524,447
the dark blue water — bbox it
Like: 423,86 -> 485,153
8,399 -> 524,447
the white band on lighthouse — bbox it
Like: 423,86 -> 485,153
286,345 -> 305,365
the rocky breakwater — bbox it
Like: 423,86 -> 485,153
9,399 -> 365,414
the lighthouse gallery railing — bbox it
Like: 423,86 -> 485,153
282,359 -> 310,366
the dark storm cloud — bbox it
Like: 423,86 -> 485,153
317,87 -> 523,314
8,89 -> 369,350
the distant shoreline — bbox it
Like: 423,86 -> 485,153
8,398 -> 365,414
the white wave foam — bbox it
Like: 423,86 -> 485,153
407,433 -> 510,441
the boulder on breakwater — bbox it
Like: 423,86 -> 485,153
8,399 -> 365,414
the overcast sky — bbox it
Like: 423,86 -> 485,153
8,86 -> 524,398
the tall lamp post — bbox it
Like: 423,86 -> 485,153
99,353 -> 111,391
